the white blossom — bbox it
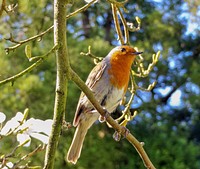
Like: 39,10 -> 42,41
0,112 -> 24,135
0,162 -> 13,169
0,111 -> 53,146
0,112 -> 6,123
84,0 -> 98,4
16,118 -> 53,146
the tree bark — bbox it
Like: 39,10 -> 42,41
43,0 -> 69,168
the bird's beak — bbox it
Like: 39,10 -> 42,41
132,51 -> 143,55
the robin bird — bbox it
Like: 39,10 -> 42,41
67,45 -> 142,164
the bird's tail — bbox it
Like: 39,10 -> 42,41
66,123 -> 88,164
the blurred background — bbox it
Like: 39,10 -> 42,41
0,0 -> 200,168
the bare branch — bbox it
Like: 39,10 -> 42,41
133,51 -> 160,77
116,6 -> 130,44
4,1 -> 96,53
108,0 -> 128,7
66,0 -> 97,19
5,26 -> 54,54
0,0 -> 6,16
111,4 -> 125,44
0,45 -> 58,87
12,144 -> 46,168
44,0 -> 70,168
80,46 -> 103,64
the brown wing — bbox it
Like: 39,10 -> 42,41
73,61 -> 107,126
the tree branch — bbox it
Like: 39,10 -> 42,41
0,45 -> 57,87
108,0 -> 128,7
12,144 -> 46,168
4,1 -> 96,53
111,4 -> 125,45
0,0 -> 6,17
0,59 -> 42,87
43,0 -> 70,168
66,0 -> 97,19
5,26 -> 54,53
116,6 -> 130,44
70,69 -> 156,169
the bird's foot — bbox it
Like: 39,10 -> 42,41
113,126 -> 130,141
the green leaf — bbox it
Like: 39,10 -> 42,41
25,45 -> 32,60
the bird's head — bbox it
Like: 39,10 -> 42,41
108,45 -> 142,61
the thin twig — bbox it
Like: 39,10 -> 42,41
5,26 -> 54,53
111,4 -> 125,44
12,144 -> 45,168
4,1 -> 96,53
107,0 -> 128,7
80,46 -> 103,64
0,59 -> 43,86
116,6 -> 130,44
133,51 -> 160,77
127,17 -> 141,32
0,45 -> 58,87
5,140 -> 30,159
66,0 -> 97,19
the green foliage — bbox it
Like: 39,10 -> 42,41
0,0 -> 200,168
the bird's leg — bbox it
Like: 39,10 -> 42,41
113,126 -> 130,141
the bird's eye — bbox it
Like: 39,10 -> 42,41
121,48 -> 126,52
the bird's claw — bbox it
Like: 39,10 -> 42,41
122,126 -> 130,137
113,126 -> 130,141
113,131 -> 121,141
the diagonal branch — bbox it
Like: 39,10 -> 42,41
70,69 -> 156,169
66,0 -> 97,19
5,26 -> 54,53
5,1 -> 96,53
0,45 -> 58,87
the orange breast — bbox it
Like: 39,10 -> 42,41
108,53 -> 134,91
